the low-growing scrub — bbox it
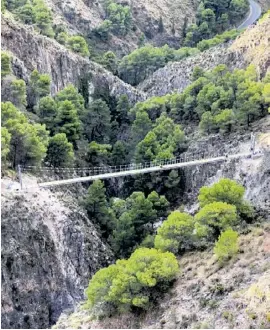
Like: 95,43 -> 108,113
85,248 -> 179,317
214,228 -> 239,264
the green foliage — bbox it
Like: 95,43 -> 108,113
56,31 -> 68,45
92,20 -> 112,41
116,94 -> 130,126
10,79 -> 27,108
194,202 -> 238,237
119,44 -> 195,86
184,0 -> 248,47
56,100 -> 81,144
33,0 -> 54,37
139,234 -> 155,248
197,29 -> 239,51
6,0 -> 26,11
111,191 -> 169,258
37,96 -> 58,133
130,110 -> 152,147
67,36 -> 90,57
101,51 -> 118,74
86,248 -> 179,315
169,65 -> 268,129
30,69 -> 51,104
147,191 -> 169,218
1,52 -> 12,78
82,180 -> 114,237
1,127 -> 11,166
15,2 -> 36,24
154,211 -> 195,253
1,102 -> 49,167
83,99 -> 111,143
1,0 -> 6,12
198,178 -> 245,210
45,133 -> 74,167
135,114 -> 185,163
55,84 -> 86,118
105,1 -> 132,36
214,228 -> 239,263
111,141 -> 126,166
92,0 -> 131,40
87,141 -> 112,166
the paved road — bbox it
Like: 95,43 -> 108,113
238,0 -> 262,29
38,152 -> 251,188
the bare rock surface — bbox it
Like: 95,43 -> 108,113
1,16 -> 146,104
1,178 -> 114,329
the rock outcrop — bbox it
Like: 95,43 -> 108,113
138,13 -> 270,97
1,182 -> 114,329
138,43 -> 245,96
1,16 -> 146,104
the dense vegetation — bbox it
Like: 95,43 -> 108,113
183,0 -> 249,47
118,29 -> 239,86
85,178 -> 253,317
129,64 -> 269,132
2,51 -> 269,175
92,0 -> 132,40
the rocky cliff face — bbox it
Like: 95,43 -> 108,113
138,13 -> 270,96
181,116 -> 270,214
1,181 -> 114,329
138,43 -> 245,96
1,16 -> 146,104
44,0 -> 198,53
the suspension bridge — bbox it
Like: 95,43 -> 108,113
18,146 -> 260,190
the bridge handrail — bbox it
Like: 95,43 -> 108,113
21,150 -> 223,175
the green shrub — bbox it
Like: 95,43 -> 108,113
92,20 -> 112,41
1,101 -> 49,167
198,178 -> 244,209
154,211 -> 194,253
1,52 -> 12,77
67,36 -> 90,57
1,127 -> 11,167
194,202 -> 238,237
56,31 -> 68,45
15,2 -> 36,24
86,248 -> 179,315
214,228 -> 239,263
45,133 -> 74,167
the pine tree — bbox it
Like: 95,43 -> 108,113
56,100 -> 81,144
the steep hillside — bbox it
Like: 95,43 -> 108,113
1,179 -> 114,329
54,135 -> 270,329
1,16 -> 145,103
55,226 -> 270,329
139,13 -> 270,96
44,0 -> 198,54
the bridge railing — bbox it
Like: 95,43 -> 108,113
21,149 -> 226,181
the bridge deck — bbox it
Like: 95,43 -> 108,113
38,152 -> 251,188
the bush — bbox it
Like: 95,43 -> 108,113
1,52 -> 11,77
86,248 -> 179,315
15,3 -> 36,24
214,228 -> 239,263
198,178 -> 245,209
154,211 -> 195,253
1,102 -> 49,167
45,133 -> 74,167
194,202 -> 238,237
67,36 -> 90,57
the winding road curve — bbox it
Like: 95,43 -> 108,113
238,0 -> 262,29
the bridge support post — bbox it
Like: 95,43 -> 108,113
18,164 -> 23,190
